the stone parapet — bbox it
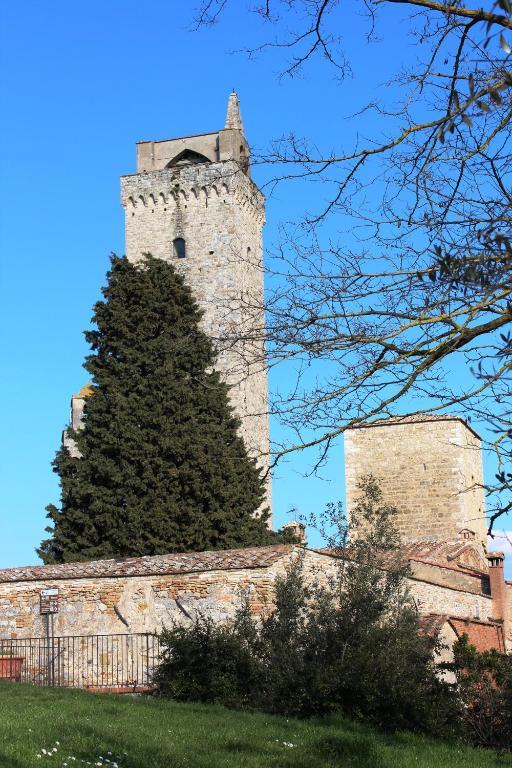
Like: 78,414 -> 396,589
121,161 -> 265,223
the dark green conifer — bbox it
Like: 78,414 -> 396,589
39,255 -> 276,563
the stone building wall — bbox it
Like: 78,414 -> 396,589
409,570 -> 493,623
0,545 -> 505,645
344,416 -> 487,545
410,559 -> 490,597
0,546 -> 294,640
459,423 -> 487,540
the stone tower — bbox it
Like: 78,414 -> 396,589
120,93 -> 271,509
344,414 -> 487,546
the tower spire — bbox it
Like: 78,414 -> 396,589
225,91 -> 244,132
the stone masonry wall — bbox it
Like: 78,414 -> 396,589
409,570 -> 493,623
121,160 -> 270,510
0,566 -> 279,640
344,418 -> 487,545
0,548 -> 497,642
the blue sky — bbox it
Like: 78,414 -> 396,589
1,1 -> 510,572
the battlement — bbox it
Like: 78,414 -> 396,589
121,160 -> 265,225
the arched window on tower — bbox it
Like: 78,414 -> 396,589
240,145 -> 249,174
173,238 -> 186,259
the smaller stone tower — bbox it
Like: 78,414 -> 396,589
344,414 -> 487,546
62,384 -> 93,459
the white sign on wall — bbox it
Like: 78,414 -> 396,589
40,588 -> 59,615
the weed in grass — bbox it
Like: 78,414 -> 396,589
35,743 -> 126,767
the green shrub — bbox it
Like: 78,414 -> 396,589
451,635 -> 512,750
156,558 -> 454,731
154,614 -> 263,708
156,477 -> 456,734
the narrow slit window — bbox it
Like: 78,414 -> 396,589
173,238 -> 186,259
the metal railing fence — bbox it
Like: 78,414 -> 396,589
0,633 -> 160,690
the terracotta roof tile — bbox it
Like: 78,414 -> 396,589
395,540 -> 488,572
0,544 -> 294,584
316,539 -> 488,574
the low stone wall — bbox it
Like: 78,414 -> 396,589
0,551 -> 293,639
0,544 -> 506,649
0,571 -> 273,638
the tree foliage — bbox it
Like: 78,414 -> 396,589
39,255 -> 276,563
451,635 -> 512,749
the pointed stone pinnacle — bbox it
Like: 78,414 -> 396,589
225,91 -> 244,132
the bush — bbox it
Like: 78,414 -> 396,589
156,477 -> 455,734
154,614 -> 263,709
451,636 -> 512,750
156,559 -> 454,732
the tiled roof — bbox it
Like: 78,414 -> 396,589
347,413 -> 481,439
0,544 -> 294,584
316,539 -> 488,573
396,540 -> 488,572
73,382 -> 93,399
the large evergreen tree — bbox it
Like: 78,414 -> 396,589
39,255 -> 277,563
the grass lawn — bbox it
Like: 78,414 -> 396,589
0,682 -> 511,768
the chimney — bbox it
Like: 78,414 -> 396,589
487,551 -> 509,641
